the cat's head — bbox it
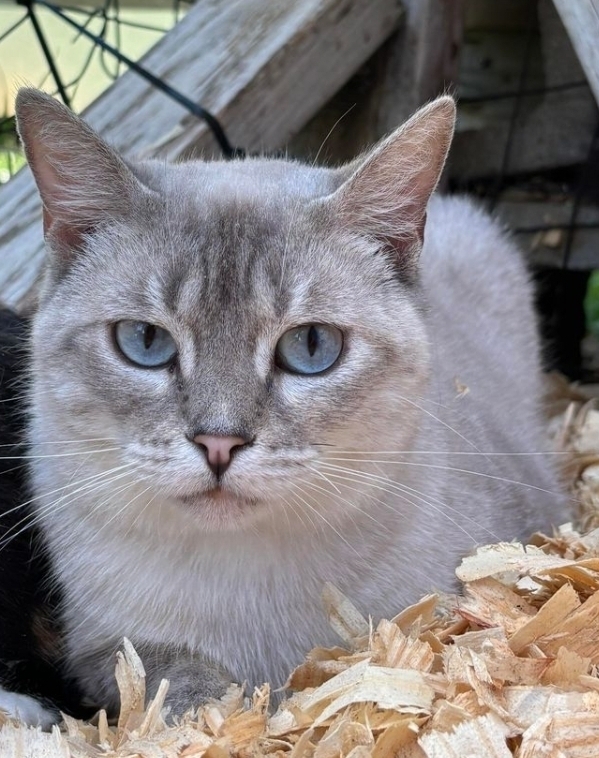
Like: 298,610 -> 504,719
16,89 -> 454,533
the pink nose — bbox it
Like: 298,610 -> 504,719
193,434 -> 248,476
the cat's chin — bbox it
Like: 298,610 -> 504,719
176,487 -> 260,531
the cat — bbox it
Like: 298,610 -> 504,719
8,87 -> 567,720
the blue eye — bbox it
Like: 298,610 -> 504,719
276,324 -> 343,375
114,321 -> 177,368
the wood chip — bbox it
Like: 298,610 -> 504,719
418,713 -> 512,758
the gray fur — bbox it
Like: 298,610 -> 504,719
15,90 -> 568,717
73,640 -> 231,717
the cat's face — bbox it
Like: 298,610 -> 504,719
17,90 -> 454,532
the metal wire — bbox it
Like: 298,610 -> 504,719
457,2 -> 599,272
486,3 -> 538,212
460,80 -> 588,104
16,0 -> 71,107
0,12 -> 28,45
561,122 -> 599,269
34,0 -> 243,157
515,222 -> 599,234
1,0 -> 243,160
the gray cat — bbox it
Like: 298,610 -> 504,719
10,88 -> 566,721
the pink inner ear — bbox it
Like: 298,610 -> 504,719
29,138 -> 72,223
42,205 -> 84,249
330,101 -> 454,272
16,89 -> 152,267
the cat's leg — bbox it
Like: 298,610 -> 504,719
72,640 -> 233,718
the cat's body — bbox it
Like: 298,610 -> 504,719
9,90 -> 567,718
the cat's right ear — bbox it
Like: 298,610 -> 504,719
319,97 -> 455,280
15,88 -> 154,264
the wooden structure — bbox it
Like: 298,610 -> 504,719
0,0 -> 598,297
450,0 -> 597,180
552,0 -> 599,107
0,0 -> 464,311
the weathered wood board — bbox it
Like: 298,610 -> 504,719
289,0 -> 463,165
448,0 -> 597,180
496,199 -> 599,270
552,0 -> 599,106
0,0 -> 403,309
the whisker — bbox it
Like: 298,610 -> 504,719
0,467 -> 137,550
0,438 -> 117,447
394,393 -> 485,454
287,480 -> 362,557
28,438 -> 118,445
95,482 -> 154,538
123,489 -> 160,538
316,461 -> 499,541
285,483 -> 321,533
310,466 -> 343,495
76,478 -> 141,531
296,475 -> 387,529
311,103 -> 356,167
0,462 -> 137,522
327,450 -> 570,457
0,447 -> 121,460
318,467 -> 485,544
280,490 -> 313,533
305,467 -> 481,591
322,459 -> 562,497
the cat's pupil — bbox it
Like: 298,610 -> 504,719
307,326 -> 318,357
143,324 -> 156,350
114,320 -> 177,368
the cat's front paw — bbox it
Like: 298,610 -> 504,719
146,655 -> 234,719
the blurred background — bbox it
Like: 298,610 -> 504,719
0,0 -> 598,383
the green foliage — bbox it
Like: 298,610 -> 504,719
0,148 -> 25,184
584,270 -> 599,337
0,115 -> 24,183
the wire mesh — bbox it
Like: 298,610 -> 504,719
1,0 -> 598,376
0,0 -> 246,182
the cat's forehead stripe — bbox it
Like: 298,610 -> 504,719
156,201 -> 300,324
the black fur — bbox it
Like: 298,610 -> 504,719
0,309 -> 86,718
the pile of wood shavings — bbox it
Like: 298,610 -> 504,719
5,395 -> 599,758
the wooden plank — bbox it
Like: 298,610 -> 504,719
496,199 -> 599,270
376,0 -> 463,130
552,0 -> 599,106
289,0 -> 463,166
0,0 -> 403,309
448,0 -> 597,180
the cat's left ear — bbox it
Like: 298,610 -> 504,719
15,88 -> 155,263
323,96 -> 456,277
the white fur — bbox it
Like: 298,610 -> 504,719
0,688 -> 56,728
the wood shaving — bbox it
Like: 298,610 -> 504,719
3,392 -> 599,756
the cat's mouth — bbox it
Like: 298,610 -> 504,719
203,486 -> 237,501
174,485 -> 262,530
178,486 -> 258,509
